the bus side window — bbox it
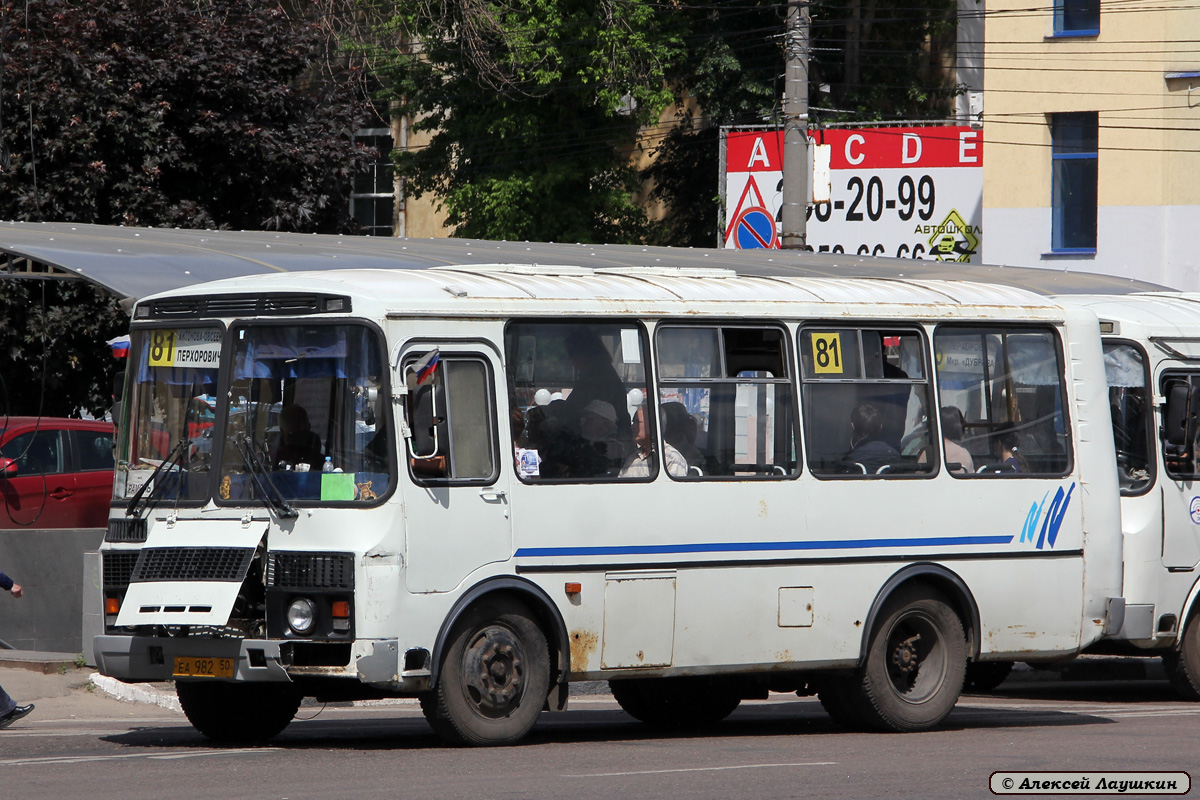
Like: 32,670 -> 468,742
506,321 -> 648,482
1104,343 -> 1153,493
405,355 -> 497,483
1161,372 -> 1200,481
933,326 -> 1071,477
801,327 -> 933,478
657,324 -> 798,480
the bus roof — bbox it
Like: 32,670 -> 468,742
137,265 -> 1072,320
0,221 -> 1168,301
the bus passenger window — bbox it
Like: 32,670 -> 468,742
656,325 -> 798,480
506,322 -> 648,482
933,327 -> 1071,477
801,327 -> 933,478
404,355 -> 496,483
1104,343 -> 1152,493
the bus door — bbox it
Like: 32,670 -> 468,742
397,342 -> 511,593
1158,369 -> 1200,569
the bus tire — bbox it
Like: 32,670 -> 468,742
964,660 -> 1014,692
609,676 -> 741,727
856,585 -> 966,732
176,681 -> 301,743
421,597 -> 550,746
1164,613 -> 1200,700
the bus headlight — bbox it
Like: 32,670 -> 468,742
286,598 -> 318,635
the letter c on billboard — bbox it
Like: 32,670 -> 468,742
845,134 -> 866,165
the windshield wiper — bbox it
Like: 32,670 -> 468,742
234,434 -> 298,519
124,437 -> 189,518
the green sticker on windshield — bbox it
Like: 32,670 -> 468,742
321,473 -> 356,501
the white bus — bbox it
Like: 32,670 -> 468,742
93,265 -> 1135,745
1048,292 -> 1200,698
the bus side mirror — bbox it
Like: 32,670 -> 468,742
111,370 -> 126,424
1163,381 -> 1195,448
402,365 -> 441,460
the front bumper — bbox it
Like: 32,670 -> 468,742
94,635 -> 291,683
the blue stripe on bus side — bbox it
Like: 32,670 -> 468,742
514,535 -> 1015,558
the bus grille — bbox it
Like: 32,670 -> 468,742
130,547 -> 255,583
266,552 -> 354,589
102,551 -> 140,588
105,518 -> 147,543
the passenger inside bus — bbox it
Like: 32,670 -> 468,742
560,330 -> 633,443
845,403 -> 900,473
620,406 -> 686,478
274,404 -> 324,471
659,401 -> 703,472
918,406 -> 975,474
993,425 -> 1026,473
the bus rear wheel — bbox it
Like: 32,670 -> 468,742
176,681 -> 301,743
609,676 -> 741,727
421,597 -> 550,746
855,585 -> 966,732
1164,613 -> 1200,700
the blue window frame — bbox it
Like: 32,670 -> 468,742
1051,112 -> 1098,253
1054,0 -> 1099,36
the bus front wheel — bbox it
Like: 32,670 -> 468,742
421,597 -> 551,746
176,681 -> 301,743
856,585 -> 966,732
1164,613 -> 1200,700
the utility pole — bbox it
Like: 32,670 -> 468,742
779,0 -> 810,250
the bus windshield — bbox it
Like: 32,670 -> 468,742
219,323 -> 391,505
116,326 -> 222,503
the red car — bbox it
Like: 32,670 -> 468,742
0,417 -> 115,529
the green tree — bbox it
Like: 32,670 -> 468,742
365,0 -> 684,242
0,0 -> 375,231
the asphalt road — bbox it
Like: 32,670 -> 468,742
0,668 -> 1196,800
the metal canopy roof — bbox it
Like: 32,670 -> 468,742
0,220 -> 1168,301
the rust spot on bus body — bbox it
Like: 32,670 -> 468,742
569,629 -> 599,672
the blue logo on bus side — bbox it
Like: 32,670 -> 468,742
1020,482 -> 1076,549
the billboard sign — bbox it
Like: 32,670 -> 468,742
723,126 -> 983,262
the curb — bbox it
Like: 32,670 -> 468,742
89,673 -> 182,713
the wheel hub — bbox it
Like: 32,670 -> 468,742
462,625 -> 525,717
891,633 -> 922,674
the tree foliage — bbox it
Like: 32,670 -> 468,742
0,0 -> 379,417
365,0 -> 685,242
0,0 -> 376,231
0,279 -> 127,419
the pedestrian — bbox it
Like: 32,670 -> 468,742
0,570 -> 34,729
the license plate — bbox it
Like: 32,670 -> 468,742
173,656 -> 235,678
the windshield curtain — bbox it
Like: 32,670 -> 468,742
220,323 -> 391,505
115,327 -> 222,502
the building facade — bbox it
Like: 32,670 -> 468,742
982,0 -> 1200,289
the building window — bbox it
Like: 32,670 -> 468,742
351,129 -> 395,236
1054,0 -> 1099,35
1050,112 -> 1098,252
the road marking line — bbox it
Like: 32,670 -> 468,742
0,748 -> 278,766
565,762 -> 837,778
